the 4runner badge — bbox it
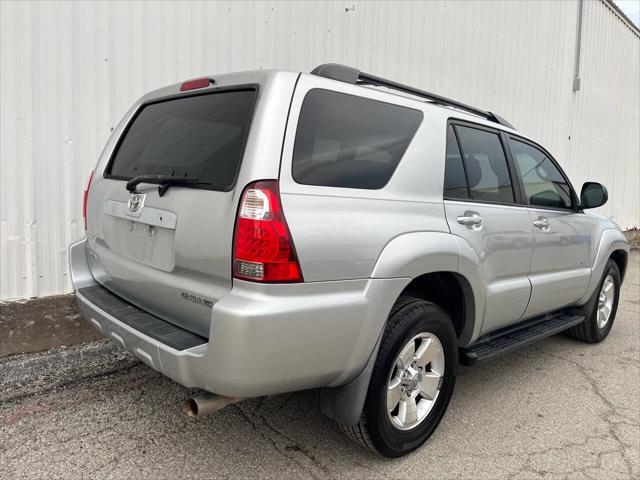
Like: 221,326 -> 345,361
181,292 -> 214,309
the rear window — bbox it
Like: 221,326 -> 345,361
292,89 -> 423,189
455,125 -> 515,204
444,125 -> 469,199
107,89 -> 257,191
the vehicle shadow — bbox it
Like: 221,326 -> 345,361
99,326 -> 628,477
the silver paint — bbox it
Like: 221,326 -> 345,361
70,68 -> 630,401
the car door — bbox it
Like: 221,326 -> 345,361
507,136 -> 594,319
443,122 -> 534,335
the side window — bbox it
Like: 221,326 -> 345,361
509,138 -> 573,209
455,126 -> 515,204
444,125 -> 469,199
292,89 -> 423,190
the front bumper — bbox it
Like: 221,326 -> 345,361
69,238 -> 408,398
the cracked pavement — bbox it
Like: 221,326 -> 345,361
1,252 -> 638,479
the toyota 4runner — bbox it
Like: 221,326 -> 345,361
69,64 -> 630,457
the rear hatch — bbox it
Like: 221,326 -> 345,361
85,83 -> 266,338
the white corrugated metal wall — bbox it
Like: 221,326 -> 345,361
1,0 -> 639,300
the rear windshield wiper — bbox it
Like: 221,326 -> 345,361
125,175 -> 211,197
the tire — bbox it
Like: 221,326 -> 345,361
341,295 -> 457,457
566,259 -> 621,343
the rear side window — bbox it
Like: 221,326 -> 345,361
292,89 -> 423,189
455,126 -> 515,204
444,125 -> 469,199
509,138 -> 573,209
107,89 -> 257,191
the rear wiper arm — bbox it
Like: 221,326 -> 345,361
125,175 -> 211,197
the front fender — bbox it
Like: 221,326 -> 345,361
577,228 -> 630,305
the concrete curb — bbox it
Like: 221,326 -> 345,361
624,228 -> 640,249
0,294 -> 101,358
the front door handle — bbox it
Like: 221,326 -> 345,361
457,212 -> 482,229
533,217 -> 550,231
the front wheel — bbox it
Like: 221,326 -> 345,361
566,259 -> 621,343
341,296 -> 457,457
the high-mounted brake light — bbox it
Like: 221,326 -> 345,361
233,181 -> 303,283
180,77 -> 213,91
83,171 -> 94,230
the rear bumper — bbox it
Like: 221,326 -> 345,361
69,238 -> 408,397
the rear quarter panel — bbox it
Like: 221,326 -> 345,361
279,74 -> 451,282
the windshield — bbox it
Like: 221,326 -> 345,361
106,89 -> 257,191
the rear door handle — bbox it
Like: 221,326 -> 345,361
533,217 -> 550,231
457,212 -> 482,229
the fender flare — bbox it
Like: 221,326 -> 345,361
577,228 -> 630,305
320,231 -> 483,425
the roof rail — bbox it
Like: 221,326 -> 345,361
310,63 -> 515,129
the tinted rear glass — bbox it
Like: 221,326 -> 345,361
107,89 -> 256,191
444,125 -> 469,199
292,89 -> 423,189
455,126 -> 515,204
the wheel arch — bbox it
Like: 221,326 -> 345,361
370,230 -> 484,345
400,271 -> 476,346
321,231 -> 482,426
577,228 -> 630,305
610,249 -> 628,282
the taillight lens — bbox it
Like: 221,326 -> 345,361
233,180 -> 303,283
83,171 -> 94,230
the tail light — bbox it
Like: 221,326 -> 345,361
83,171 -> 94,230
233,180 -> 303,283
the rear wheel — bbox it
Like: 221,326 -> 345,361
566,259 -> 621,343
341,296 -> 457,457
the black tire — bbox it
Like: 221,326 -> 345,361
566,259 -> 621,343
341,295 -> 457,457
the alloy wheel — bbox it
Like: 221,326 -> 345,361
597,274 -> 615,329
386,332 -> 445,431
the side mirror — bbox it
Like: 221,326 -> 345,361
580,182 -> 608,209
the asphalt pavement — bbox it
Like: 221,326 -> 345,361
1,252 -> 638,479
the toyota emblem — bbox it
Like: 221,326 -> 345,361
127,193 -> 144,213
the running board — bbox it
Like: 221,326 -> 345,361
460,311 -> 586,366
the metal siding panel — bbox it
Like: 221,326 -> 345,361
0,0 -> 638,299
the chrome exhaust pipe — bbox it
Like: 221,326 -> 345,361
185,393 -> 242,419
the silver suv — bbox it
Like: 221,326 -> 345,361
69,64 -> 630,457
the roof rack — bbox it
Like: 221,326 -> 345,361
310,63 -> 515,130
